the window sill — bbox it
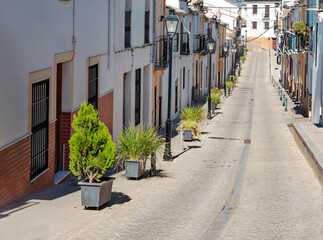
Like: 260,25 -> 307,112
30,168 -> 49,183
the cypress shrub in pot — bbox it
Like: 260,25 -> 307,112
69,102 -> 116,209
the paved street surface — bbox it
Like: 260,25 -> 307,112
1,48 -> 322,240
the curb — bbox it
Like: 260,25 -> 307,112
288,123 -> 323,186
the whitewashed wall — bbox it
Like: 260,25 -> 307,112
0,0 -> 73,148
0,0 -> 154,148
242,1 -> 278,39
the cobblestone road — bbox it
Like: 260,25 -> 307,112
0,48 -> 322,240
203,49 -> 323,239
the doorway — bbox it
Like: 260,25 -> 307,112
55,63 -> 63,173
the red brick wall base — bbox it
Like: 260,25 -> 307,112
0,122 -> 56,207
98,91 -> 114,136
0,91 -> 114,207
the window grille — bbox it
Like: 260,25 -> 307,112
135,69 -> 141,125
253,5 -> 257,15
264,5 -> 270,18
145,11 -> 150,44
88,64 -> 98,109
125,11 -> 131,48
173,33 -> 179,52
31,79 -> 49,180
183,67 -> 186,89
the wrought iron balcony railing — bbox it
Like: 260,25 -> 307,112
154,36 -> 169,69
193,34 -> 207,55
180,32 -> 190,55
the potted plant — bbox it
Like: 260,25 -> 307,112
232,76 -> 238,85
178,119 -> 200,141
226,81 -> 234,93
211,93 -> 221,110
293,22 -> 309,49
243,47 -> 249,55
69,102 -> 116,209
240,56 -> 246,63
237,68 -> 241,76
116,124 -> 164,179
177,105 -> 204,141
211,87 -> 224,96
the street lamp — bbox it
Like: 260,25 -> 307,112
207,38 -> 216,119
231,43 -> 237,76
163,14 -> 179,161
223,42 -> 229,97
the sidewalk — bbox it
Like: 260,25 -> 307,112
270,46 -> 323,186
0,84 -> 227,239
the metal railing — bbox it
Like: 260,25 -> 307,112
180,32 -> 190,55
193,34 -> 207,54
154,36 -> 169,69
31,79 -> 49,180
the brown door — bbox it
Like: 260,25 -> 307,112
55,63 -> 63,173
272,38 -> 276,50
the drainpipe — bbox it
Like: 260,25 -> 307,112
72,0 -> 76,58
107,0 -> 110,68
152,0 -> 156,63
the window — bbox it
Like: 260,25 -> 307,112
265,5 -> 270,18
88,64 -> 98,109
265,22 -> 269,30
195,61 -> 198,89
125,11 -> 132,48
173,33 -> 179,52
135,69 -> 141,125
253,5 -> 257,15
200,62 -> 203,89
180,32 -> 190,55
175,79 -> 178,113
31,79 -> 49,180
252,22 -> 257,29
145,11 -> 150,44
183,67 -> 186,89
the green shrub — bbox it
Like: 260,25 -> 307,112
240,56 -> 246,62
232,76 -> 238,83
237,68 -> 241,74
178,105 -> 205,139
177,119 -> 201,138
180,105 -> 205,123
211,93 -> 221,105
243,47 -> 249,53
211,87 -> 224,96
69,102 -> 115,183
226,82 -> 234,89
293,22 -> 309,38
115,124 -> 164,169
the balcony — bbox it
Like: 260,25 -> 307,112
154,36 -> 169,69
180,32 -> 190,55
193,34 -> 207,55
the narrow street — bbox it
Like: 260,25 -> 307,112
1,49 -> 322,240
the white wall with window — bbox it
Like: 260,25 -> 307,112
241,0 -> 280,39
